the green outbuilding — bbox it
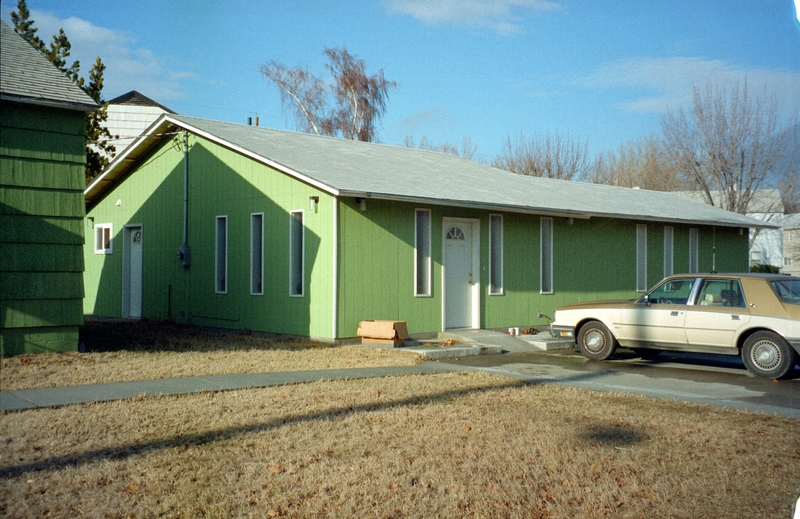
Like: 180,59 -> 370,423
83,114 -> 767,341
1,21 -> 98,356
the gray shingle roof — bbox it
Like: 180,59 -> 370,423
107,90 -> 176,113
0,20 -> 96,111
85,113 -> 775,230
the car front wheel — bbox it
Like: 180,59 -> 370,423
741,331 -> 796,379
577,320 -> 617,361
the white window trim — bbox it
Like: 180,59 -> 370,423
489,214 -> 504,295
250,212 -> 264,296
289,210 -> 305,297
414,208 -> 432,297
215,216 -> 228,294
689,228 -> 699,273
663,226 -> 674,277
636,224 -> 647,292
540,217 -> 553,295
94,223 -> 113,254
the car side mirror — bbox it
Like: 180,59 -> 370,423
642,294 -> 652,306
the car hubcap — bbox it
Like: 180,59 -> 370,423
585,331 -> 604,353
751,340 -> 780,370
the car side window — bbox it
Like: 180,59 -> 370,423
695,279 -> 746,308
771,279 -> 800,304
646,278 -> 696,305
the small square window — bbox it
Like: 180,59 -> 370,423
94,224 -> 113,254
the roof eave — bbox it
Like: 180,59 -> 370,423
338,191 -> 773,228
1,92 -> 97,112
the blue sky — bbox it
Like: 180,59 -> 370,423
3,0 -> 800,161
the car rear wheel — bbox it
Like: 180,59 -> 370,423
577,320 -> 617,361
741,331 -> 796,379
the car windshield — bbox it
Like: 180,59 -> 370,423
642,278 -> 696,305
771,279 -> 800,305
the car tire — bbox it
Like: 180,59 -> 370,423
577,320 -> 617,361
741,331 -> 796,379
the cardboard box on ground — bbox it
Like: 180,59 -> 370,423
357,320 -> 410,347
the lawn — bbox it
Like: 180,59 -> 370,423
1,321 -> 799,518
0,320 -> 423,391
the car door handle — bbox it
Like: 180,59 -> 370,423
671,311 -> 680,316
731,315 -> 740,320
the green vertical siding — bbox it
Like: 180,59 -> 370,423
85,135 -> 334,339
337,202 -> 750,338
1,102 -> 87,355
337,199 -> 442,337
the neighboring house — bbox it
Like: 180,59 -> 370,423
83,114 -> 769,340
783,213 -> 800,276
102,90 -> 176,159
673,189 -> 785,270
1,21 -> 98,355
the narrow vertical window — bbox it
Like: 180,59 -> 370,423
636,224 -> 647,291
540,217 -> 553,294
489,214 -> 503,295
414,209 -> 431,297
251,213 -> 264,295
663,226 -> 674,277
289,211 -> 304,296
215,216 -> 227,294
689,228 -> 699,273
94,224 -> 113,254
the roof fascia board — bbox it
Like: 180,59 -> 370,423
337,191 -> 591,219
84,116 -> 175,206
1,93 -> 97,112
338,191 -> 773,228
171,117 -> 339,197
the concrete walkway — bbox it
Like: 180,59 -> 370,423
0,363 -> 465,412
0,329 -> 572,412
402,329 -> 573,359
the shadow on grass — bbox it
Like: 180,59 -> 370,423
0,369 -> 631,479
80,318 -> 331,353
577,424 -> 648,448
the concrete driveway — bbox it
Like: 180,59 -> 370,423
432,331 -> 800,419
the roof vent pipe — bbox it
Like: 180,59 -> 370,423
247,117 -> 252,125
256,116 -> 259,127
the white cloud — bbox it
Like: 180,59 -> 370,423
385,0 -> 562,35
582,56 -> 800,115
21,10 -> 193,102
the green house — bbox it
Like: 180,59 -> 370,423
1,21 -> 97,356
83,114 -> 766,340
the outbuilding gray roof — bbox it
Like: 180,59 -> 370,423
0,21 -> 96,111
86,113 -> 774,230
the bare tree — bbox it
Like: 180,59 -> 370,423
493,132 -> 589,181
591,135 -> 682,190
404,135 -> 479,160
261,47 -> 396,142
660,80 -> 799,215
777,123 -> 800,213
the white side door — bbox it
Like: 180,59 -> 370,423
123,225 -> 143,318
443,219 -> 479,329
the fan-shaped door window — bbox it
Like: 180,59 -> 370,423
446,226 -> 466,240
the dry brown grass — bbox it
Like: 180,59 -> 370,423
1,320 -> 421,391
2,372 -> 799,518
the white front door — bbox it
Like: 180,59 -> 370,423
443,219 -> 479,329
123,226 -> 143,318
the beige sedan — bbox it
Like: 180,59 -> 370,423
550,273 -> 800,379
